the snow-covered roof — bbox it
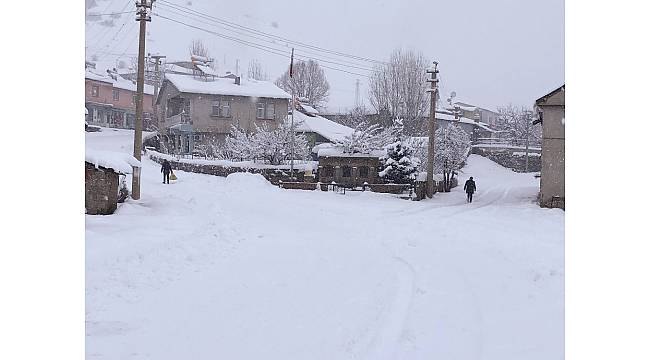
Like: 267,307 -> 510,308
298,104 -> 319,115
433,111 -> 495,132
195,64 -> 218,76
165,73 -> 291,99
317,145 -> 384,158
85,69 -> 154,95
86,149 -> 141,174
293,110 -> 355,143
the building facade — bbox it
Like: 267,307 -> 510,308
536,85 -> 565,209
85,69 -> 155,130
156,73 -> 290,154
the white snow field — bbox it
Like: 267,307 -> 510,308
86,128 -> 564,360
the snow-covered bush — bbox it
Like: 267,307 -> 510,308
379,140 -> 420,184
223,122 -> 309,165
338,119 -> 403,154
117,176 -> 129,203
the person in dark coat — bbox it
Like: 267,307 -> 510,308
464,176 -> 476,203
161,159 -> 173,184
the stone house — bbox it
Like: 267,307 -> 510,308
156,73 -> 291,154
535,84 -> 565,209
85,150 -> 140,215
85,68 -> 155,130
317,147 -> 383,187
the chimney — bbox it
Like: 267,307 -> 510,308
235,76 -> 241,85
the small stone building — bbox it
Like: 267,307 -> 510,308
317,147 -> 383,187
85,150 -> 141,215
535,85 -> 565,209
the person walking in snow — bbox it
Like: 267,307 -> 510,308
161,159 -> 173,184
464,176 -> 476,203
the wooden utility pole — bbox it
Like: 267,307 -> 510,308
131,0 -> 152,200
425,62 -> 439,198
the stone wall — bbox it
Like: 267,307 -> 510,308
472,148 -> 542,173
85,162 -> 119,215
149,153 -> 308,184
318,156 -> 381,186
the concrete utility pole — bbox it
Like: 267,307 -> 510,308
149,53 -> 166,132
425,62 -> 439,198
524,110 -> 532,172
355,79 -> 360,108
289,48 -> 295,179
131,0 -> 153,200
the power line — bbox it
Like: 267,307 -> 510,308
87,0 -> 132,46
155,6 -> 375,72
157,0 -> 386,65
153,12 -> 371,78
86,10 -> 136,17
156,1 -> 379,71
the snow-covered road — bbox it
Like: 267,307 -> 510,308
86,129 -> 564,359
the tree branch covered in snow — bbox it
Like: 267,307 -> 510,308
247,59 -> 269,81
337,119 -> 403,154
223,122 -> 309,165
434,124 -> 471,192
496,104 -> 541,145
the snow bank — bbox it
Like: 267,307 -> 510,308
85,148 -> 140,174
223,172 -> 275,191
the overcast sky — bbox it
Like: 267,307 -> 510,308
86,0 -> 564,113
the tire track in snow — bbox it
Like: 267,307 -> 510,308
365,256 -> 416,360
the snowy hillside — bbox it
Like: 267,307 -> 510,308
86,129 -> 564,359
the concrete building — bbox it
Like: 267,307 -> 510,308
85,68 -> 155,130
446,101 -> 501,128
535,85 -> 565,209
156,73 -> 290,154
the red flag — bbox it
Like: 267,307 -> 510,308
289,48 -> 294,78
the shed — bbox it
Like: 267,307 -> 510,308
85,149 -> 141,215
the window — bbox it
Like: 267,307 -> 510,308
193,134 -> 201,142
323,166 -> 334,177
221,100 -> 230,117
256,103 -> 265,119
359,166 -> 369,178
132,94 -> 138,105
91,85 -> 99,97
265,103 -> 275,119
212,100 -> 220,116
112,89 -> 119,101
342,166 -> 351,177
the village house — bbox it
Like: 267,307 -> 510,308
535,84 -> 565,209
316,146 -> 384,187
85,67 -> 155,130
445,101 -> 501,129
156,71 -> 290,154
433,108 -> 497,143
293,103 -> 355,151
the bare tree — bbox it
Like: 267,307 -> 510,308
275,59 -> 330,108
247,59 -> 269,80
189,39 -> 210,58
339,105 -> 368,128
368,49 -> 430,135
496,104 -> 542,146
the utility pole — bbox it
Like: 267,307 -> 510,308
149,53 -> 166,133
524,110 -> 531,172
131,0 -> 152,200
289,48 -> 295,179
425,62 -> 439,198
355,79 -> 360,108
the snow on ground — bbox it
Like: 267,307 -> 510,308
86,130 -> 564,360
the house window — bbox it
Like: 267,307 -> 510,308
359,166 -> 369,178
212,100 -> 220,116
221,100 -> 230,117
256,103 -> 265,119
342,166 -> 351,178
265,103 -> 275,119
132,94 -> 138,105
91,85 -> 99,97
323,166 -> 334,177
193,134 -> 201,142
112,89 -> 119,101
